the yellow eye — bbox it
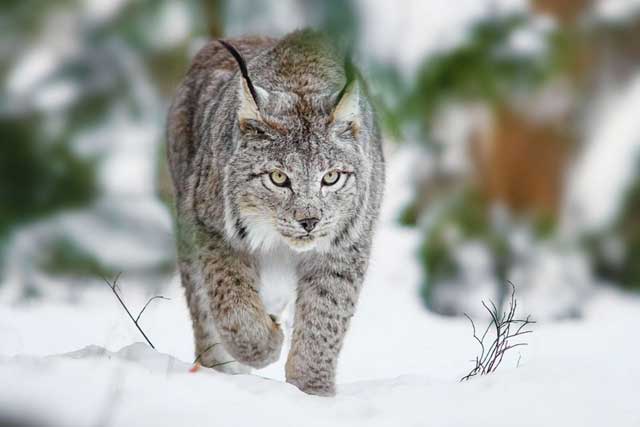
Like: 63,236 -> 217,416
270,170 -> 289,186
322,171 -> 340,186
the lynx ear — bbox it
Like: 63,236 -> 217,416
237,78 -> 269,123
218,39 -> 269,124
331,79 -> 361,126
332,52 -> 361,127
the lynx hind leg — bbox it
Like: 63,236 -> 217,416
179,261 -> 251,374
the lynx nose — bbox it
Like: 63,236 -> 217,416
298,218 -> 319,233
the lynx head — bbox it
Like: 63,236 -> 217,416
221,35 -> 372,253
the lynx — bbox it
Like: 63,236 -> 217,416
166,30 -> 384,396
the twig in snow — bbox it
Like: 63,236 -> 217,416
193,343 -> 220,365
190,343 -> 235,372
460,282 -> 535,382
102,273 -> 169,350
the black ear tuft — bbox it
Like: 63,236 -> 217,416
219,39 -> 260,107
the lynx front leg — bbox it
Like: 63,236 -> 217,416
197,233 -> 284,369
286,254 -> 367,396
179,259 -> 250,373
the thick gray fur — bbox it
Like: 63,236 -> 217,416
166,30 -> 384,396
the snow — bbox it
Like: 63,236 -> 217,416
1,150 -> 639,426
5,10 -> 82,111
3,0 -> 640,421
151,2 -> 192,49
595,0 -> 640,22
33,80 -> 79,111
563,73 -> 640,233
504,14 -> 554,57
83,0 -> 128,23
223,0 -> 530,76
356,0 -> 529,75
5,47 -> 59,96
224,0 -> 307,39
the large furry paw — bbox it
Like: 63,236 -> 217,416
250,318 -> 284,368
221,315 -> 284,369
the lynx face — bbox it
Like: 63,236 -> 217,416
226,96 -> 365,253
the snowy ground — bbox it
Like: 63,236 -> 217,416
1,149 -> 639,426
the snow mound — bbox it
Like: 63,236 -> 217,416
1,336 -> 638,427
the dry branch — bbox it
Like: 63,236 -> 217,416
102,273 -> 169,350
461,282 -> 535,381
191,343 -> 235,371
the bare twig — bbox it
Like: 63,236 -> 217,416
211,360 -> 236,368
136,296 -> 171,323
189,342 -> 235,372
461,282 -> 535,382
193,343 -> 220,365
102,274 -> 168,350
191,343 -> 235,371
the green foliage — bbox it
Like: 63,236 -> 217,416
0,116 -> 97,242
416,184 -> 562,307
399,200 -> 420,227
366,62 -> 407,141
38,237 -> 117,279
532,213 -> 557,240
417,187 -> 563,307
312,0 -> 359,46
394,12 -> 575,307
403,14 -> 556,138
0,0 -> 194,273
418,189 -> 502,296
589,172 -> 640,291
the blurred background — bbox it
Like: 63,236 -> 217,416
2,0 -> 640,320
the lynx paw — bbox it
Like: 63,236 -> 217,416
285,358 -> 336,397
286,375 -> 335,397
225,316 -> 284,369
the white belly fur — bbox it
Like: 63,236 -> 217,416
257,244 -> 298,329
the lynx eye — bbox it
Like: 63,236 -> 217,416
270,170 -> 289,187
322,171 -> 340,186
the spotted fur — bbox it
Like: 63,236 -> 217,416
167,30 -> 384,396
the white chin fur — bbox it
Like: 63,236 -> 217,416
285,238 -> 318,253
242,214 -> 328,253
